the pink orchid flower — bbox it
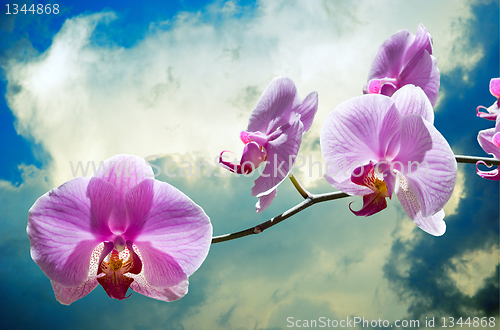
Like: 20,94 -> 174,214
321,85 -> 456,236
27,154 -> 212,305
219,76 -> 318,212
364,24 -> 440,106
476,120 -> 500,180
476,78 -> 500,121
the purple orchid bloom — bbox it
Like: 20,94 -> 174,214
476,120 -> 500,180
27,154 -> 212,305
219,77 -> 318,212
321,85 -> 456,236
363,24 -> 440,106
477,78 -> 500,121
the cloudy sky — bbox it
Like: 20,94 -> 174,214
0,0 -> 498,329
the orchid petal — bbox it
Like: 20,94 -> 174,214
395,173 -> 446,236
349,192 -> 388,217
50,242 -> 107,305
86,178 -> 115,240
51,279 -> 99,306
130,278 -> 189,302
133,180 -> 212,287
476,161 -> 500,181
123,179 -> 155,238
248,77 -> 297,134
365,25 -> 439,105
320,94 -> 401,185
492,132 -> 500,148
295,91 -> 319,133
27,177 -> 106,286
490,78 -> 500,98
477,78 -> 500,120
92,154 -> 154,193
404,24 -> 433,62
383,170 -> 397,199
399,51 -> 439,106
255,188 -> 277,213
478,127 -> 500,159
132,242 -> 187,288
476,105 -> 499,121
367,29 -> 412,81
93,154 -> 155,233
391,85 -> 434,124
324,175 -> 373,196
401,25 -> 433,76
393,115 -> 456,217
251,115 -> 303,200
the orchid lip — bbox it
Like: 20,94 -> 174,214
476,161 -> 500,181
476,105 -> 498,121
349,162 -> 391,217
219,141 -> 267,174
96,242 -> 143,301
349,191 -> 388,217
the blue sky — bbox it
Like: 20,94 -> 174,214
0,0 -> 498,329
0,0 -> 256,184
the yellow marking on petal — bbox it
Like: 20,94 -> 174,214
363,173 -> 389,197
373,178 -> 388,195
97,247 -> 138,301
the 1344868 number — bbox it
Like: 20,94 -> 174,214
5,4 -> 59,14
442,317 -> 496,327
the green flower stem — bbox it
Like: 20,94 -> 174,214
211,155 -> 499,244
289,173 -> 311,199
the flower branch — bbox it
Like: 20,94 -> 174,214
211,154 -> 499,244
211,191 -> 350,244
455,155 -> 499,166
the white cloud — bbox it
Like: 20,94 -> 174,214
444,167 -> 466,216
1,1 -> 493,327
4,0 -> 474,186
448,246 -> 499,297
149,163 -> 407,329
